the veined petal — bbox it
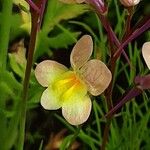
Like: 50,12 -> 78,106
35,60 -> 68,87
80,59 -> 112,96
41,88 -> 62,110
70,35 -> 93,70
142,42 -> 150,69
59,0 -> 85,4
62,95 -> 91,125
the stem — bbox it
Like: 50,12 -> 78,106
98,14 -> 131,67
101,119 -> 112,150
18,0 -> 48,148
122,7 -> 134,40
105,87 -> 142,118
67,126 -> 81,150
0,0 -> 13,70
0,0 -> 13,109
96,14 -> 114,150
95,10 -> 132,150
113,17 -> 150,61
18,7 -> 39,150
38,0 -> 47,29
26,0 -> 40,13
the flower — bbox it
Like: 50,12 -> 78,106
35,35 -> 112,125
142,41 -> 150,69
120,0 -> 140,7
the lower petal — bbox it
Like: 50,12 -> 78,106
62,95 -> 92,125
41,88 -> 62,110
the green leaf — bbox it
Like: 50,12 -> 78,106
27,84 -> 44,109
0,110 -> 7,150
0,70 -> 21,91
42,0 -> 89,32
0,70 -> 21,150
35,30 -> 80,59
8,53 -> 26,78
38,140 -> 44,150
35,0 -> 88,60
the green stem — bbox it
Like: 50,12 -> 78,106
0,0 -> 13,70
17,10 -> 39,150
0,0 -> 13,108
122,7 -> 134,40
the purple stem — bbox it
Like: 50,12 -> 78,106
26,0 -> 40,13
105,87 -> 142,118
38,0 -> 47,29
113,17 -> 150,61
86,0 -> 106,14
99,15 -> 131,66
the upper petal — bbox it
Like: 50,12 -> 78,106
142,42 -> 150,69
62,95 -> 91,125
70,35 -> 93,70
59,0 -> 85,4
41,88 -> 62,110
80,59 -> 112,96
35,60 -> 68,87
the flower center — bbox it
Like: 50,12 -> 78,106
53,71 -> 87,102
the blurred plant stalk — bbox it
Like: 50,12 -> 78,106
18,0 -> 47,150
0,0 -> 13,70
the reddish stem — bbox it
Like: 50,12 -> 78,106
26,0 -> 40,13
113,17 -> 150,61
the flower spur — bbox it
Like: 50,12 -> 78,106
35,35 -> 112,125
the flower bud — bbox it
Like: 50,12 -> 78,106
120,0 -> 140,7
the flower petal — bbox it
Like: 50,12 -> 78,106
35,60 -> 68,87
80,59 -> 112,96
70,35 -> 93,70
59,0 -> 85,4
142,42 -> 150,69
62,95 -> 91,125
41,88 -> 62,110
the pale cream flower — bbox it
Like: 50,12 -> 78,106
35,35 -> 112,125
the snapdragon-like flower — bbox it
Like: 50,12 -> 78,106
35,35 -> 112,125
120,0 -> 140,7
